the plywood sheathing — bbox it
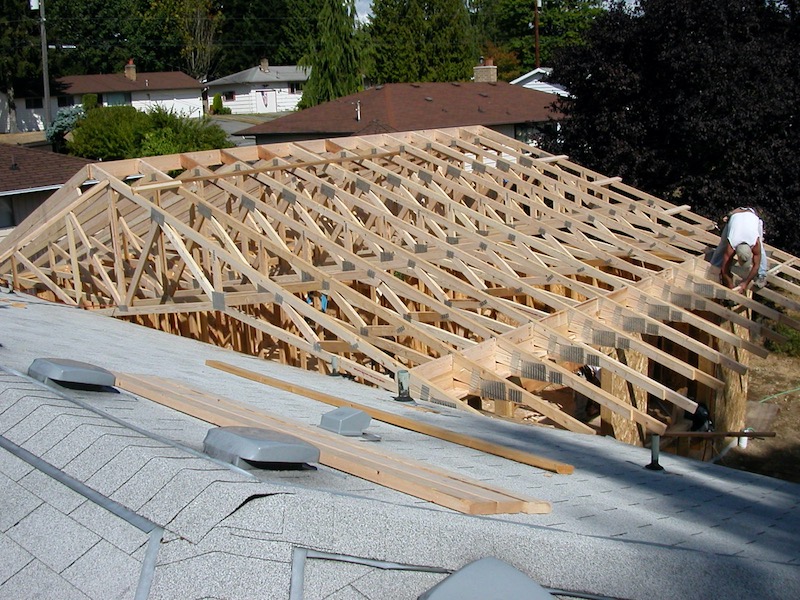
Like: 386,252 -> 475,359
2,125 -> 799,442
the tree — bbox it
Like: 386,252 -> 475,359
140,0 -> 222,80
424,0 -> 477,82
298,0 -> 361,108
47,0 -> 157,75
470,0 -> 603,72
548,0 -> 800,255
0,0 -> 41,133
368,0 -> 427,82
213,0 -> 315,78
368,0 -> 476,84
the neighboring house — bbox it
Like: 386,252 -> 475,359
238,65 -> 560,146
510,67 -> 569,97
1,61 -> 203,133
205,59 -> 309,115
0,144 -> 91,237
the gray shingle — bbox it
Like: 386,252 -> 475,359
6,504 -> 100,573
62,540 -> 141,600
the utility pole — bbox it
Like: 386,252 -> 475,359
31,0 -> 51,127
534,0 -> 541,69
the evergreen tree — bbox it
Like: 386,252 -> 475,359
424,0 -> 477,81
368,0 -> 476,84
548,0 -> 800,254
0,0 -> 41,133
369,0 -> 426,82
298,0 -> 361,108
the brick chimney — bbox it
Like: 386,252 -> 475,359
473,57 -> 497,83
124,59 -> 137,81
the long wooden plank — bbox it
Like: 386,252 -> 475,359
114,372 -> 551,515
206,359 -> 574,474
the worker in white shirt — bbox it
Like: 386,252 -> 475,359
711,207 -> 767,292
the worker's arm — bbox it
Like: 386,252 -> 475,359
719,243 -> 736,289
735,239 -> 762,293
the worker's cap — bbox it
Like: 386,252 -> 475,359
735,243 -> 753,267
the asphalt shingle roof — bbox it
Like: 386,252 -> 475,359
0,145 -> 91,195
0,290 -> 798,600
238,82 -> 559,138
58,72 -> 201,95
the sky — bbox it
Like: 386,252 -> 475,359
356,0 -> 372,22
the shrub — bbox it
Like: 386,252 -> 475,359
82,94 -> 98,111
765,323 -> 800,358
67,105 -> 233,161
45,105 -> 86,153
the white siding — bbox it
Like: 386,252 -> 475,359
209,83 -> 303,115
131,90 -> 203,117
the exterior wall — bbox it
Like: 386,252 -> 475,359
1,90 -> 202,133
209,83 -> 303,115
130,90 -> 203,117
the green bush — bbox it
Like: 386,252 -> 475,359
765,323 -> 800,358
82,94 -> 98,111
67,105 -> 233,161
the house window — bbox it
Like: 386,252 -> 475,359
106,92 -> 131,106
25,97 -> 43,109
57,96 -> 75,108
289,82 -> 303,94
223,91 -> 235,101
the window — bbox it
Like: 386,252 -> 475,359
289,82 -> 303,94
223,91 -> 235,101
57,96 -> 75,108
106,92 -> 131,106
25,97 -> 43,109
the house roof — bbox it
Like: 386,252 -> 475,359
58,71 -> 201,96
238,82 -> 560,137
510,67 -> 570,97
206,64 -> 310,87
0,144 -> 91,196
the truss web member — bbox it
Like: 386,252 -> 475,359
710,207 -> 767,293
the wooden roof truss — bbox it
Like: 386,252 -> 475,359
3,126 -> 799,439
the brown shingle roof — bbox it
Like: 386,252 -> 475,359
58,71 -> 201,95
0,145 -> 91,194
238,82 -> 560,137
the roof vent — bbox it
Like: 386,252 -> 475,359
28,358 -> 116,389
418,557 -> 553,600
319,407 -> 371,436
203,426 -> 320,469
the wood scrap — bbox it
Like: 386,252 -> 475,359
206,359 -> 574,475
114,372 -> 551,516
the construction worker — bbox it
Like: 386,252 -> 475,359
711,207 -> 768,293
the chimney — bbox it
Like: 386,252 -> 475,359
259,58 -> 270,72
124,59 -> 137,81
473,57 -> 497,83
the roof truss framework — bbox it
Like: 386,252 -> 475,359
3,126 -> 800,439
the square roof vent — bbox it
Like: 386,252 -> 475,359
203,426 -> 320,469
28,358 -> 116,389
319,407 -> 371,436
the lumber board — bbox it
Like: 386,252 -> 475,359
206,359 -> 574,474
113,372 -> 551,515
